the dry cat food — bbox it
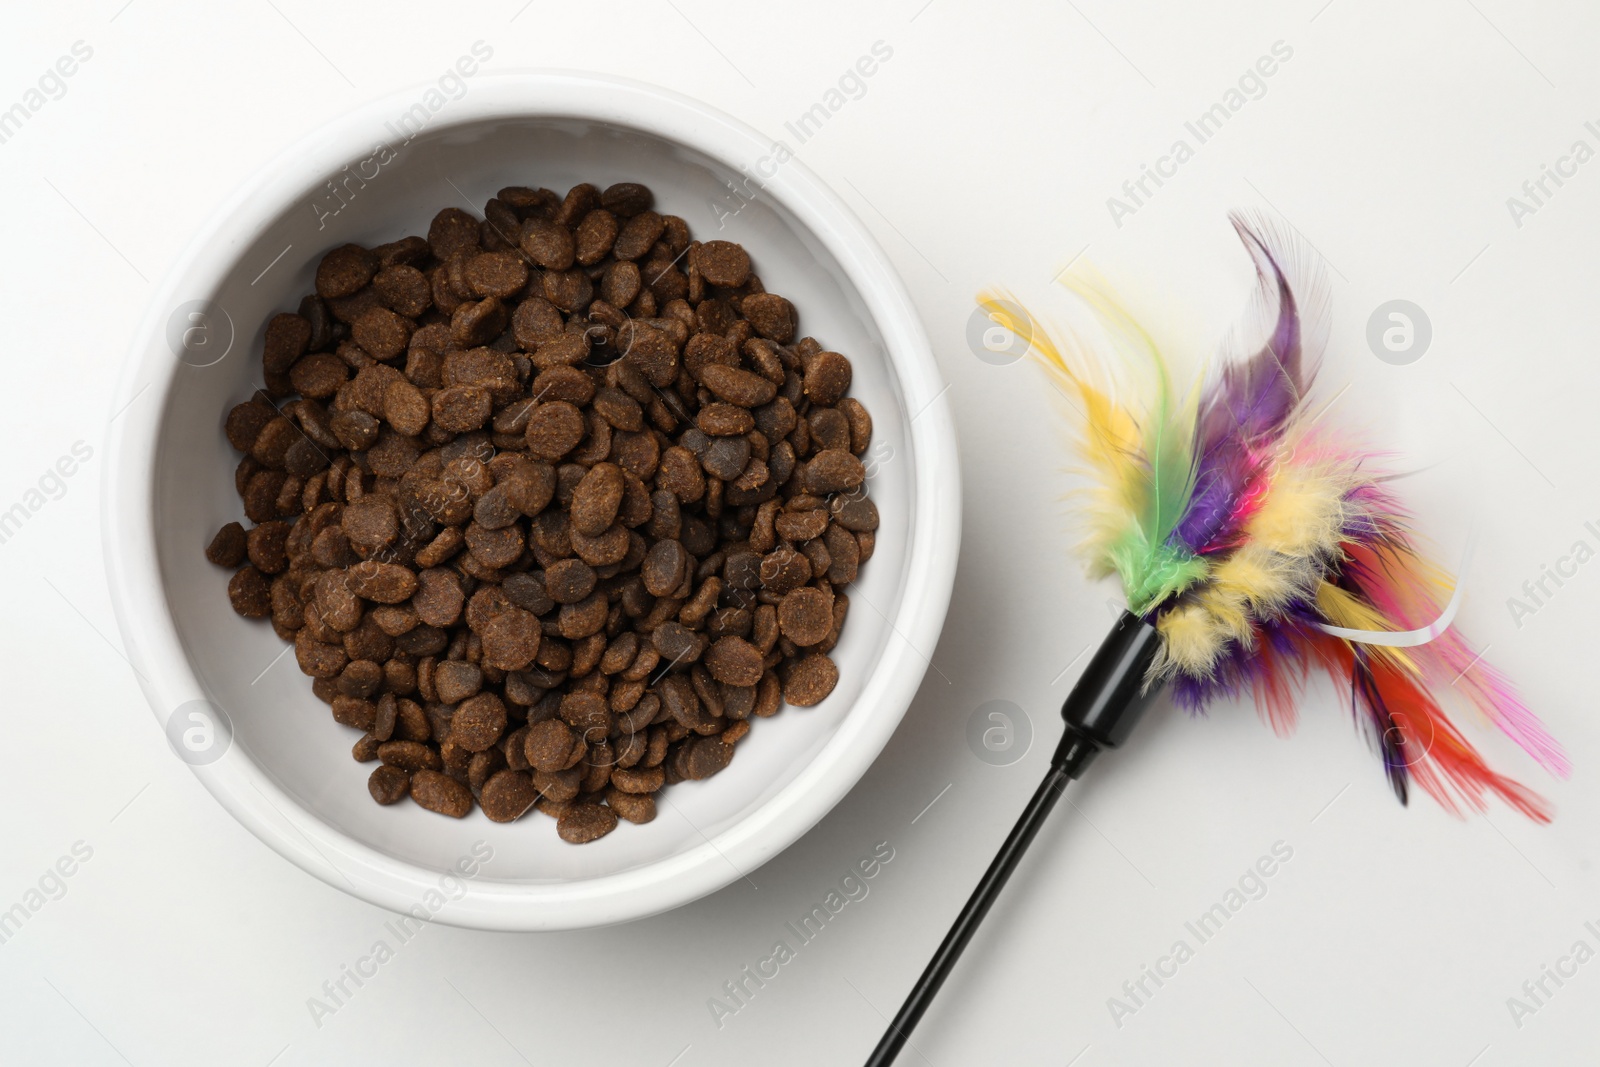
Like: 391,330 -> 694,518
206,181 -> 879,843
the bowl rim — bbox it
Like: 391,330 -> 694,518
102,69 -> 961,930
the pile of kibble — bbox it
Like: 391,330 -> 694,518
204,181 -> 878,844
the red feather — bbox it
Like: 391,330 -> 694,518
1367,655 -> 1551,822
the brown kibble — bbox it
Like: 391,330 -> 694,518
778,587 -> 833,647
342,497 -> 398,555
512,296 -> 566,350
469,748 -> 507,793
621,327 -> 679,392
315,572 -> 362,632
741,293 -> 796,343
480,770 -> 540,822
225,400 -> 276,452
703,636 -> 764,687
839,397 -> 873,454
290,352 -> 348,399
611,764 -> 665,794
383,379 -> 431,436
686,736 -> 735,780
316,245 -> 378,300
208,180 -> 877,842
570,462 -> 625,537
641,538 -> 688,597
368,765 -> 410,805
559,690 -> 611,741
373,264 -> 432,317
228,565 -> 272,617
250,416 -> 298,469
557,803 -> 618,844
450,693 -> 508,752
264,313 -> 312,374
444,347 -> 518,401
410,768 -> 473,817
347,562 -> 417,604
613,211 -> 666,261
805,449 -> 866,494
520,219 -> 576,270
246,520 -> 291,574
830,493 -> 879,532
433,660 -> 483,704
465,251 -> 530,299
330,410 -> 380,451
531,332 -> 589,371
700,436 -> 750,481
826,522 -> 861,585
412,568 -> 465,627
592,386 -> 644,432
783,654 -> 839,706
480,607 -> 542,671
803,351 -> 853,406
810,408 -> 851,453
754,671 -> 782,717
525,401 -> 585,459
207,522 -> 247,567
465,521 -> 524,568
535,765 -> 583,803
428,208 -> 481,261
544,558 -> 597,604
605,788 -> 656,824
500,185 -> 559,217
774,508 -> 828,543
695,241 -> 751,288
600,261 -> 641,308
653,621 -> 706,666
396,700 -> 431,742
366,428 -> 421,477
541,268 -> 593,313
600,182 -> 653,216
699,364 -> 778,408
525,718 -> 574,773
351,307 -> 413,361
432,385 -> 492,433
296,638 -> 348,681
451,297 -> 508,348
574,209 -> 618,265
697,403 -> 755,437
379,740 -> 442,772
332,696 -> 378,731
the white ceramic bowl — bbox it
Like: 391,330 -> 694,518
103,71 -> 959,930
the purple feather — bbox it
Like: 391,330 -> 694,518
1172,217 -> 1318,553
1168,598 -> 1322,713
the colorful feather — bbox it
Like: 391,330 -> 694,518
978,284 -> 1205,613
998,213 -> 1567,820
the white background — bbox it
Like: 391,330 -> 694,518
3,1 -> 1598,1064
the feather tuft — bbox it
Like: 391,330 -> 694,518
998,215 -> 1567,820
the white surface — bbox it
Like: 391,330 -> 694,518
3,1 -> 1598,1064
102,72 -> 959,930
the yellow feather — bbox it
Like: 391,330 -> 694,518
1211,544 -> 1291,610
1315,583 -> 1418,674
1202,583 -> 1253,638
1246,461 -> 1348,559
1152,602 -> 1228,680
978,291 -> 1144,573
1210,542 -> 1325,620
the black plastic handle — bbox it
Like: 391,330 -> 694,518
863,612 -> 1163,1065
1056,610 -> 1163,777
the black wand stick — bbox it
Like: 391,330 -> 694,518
864,612 -> 1163,1066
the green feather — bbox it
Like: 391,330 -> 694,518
1069,282 -> 1205,614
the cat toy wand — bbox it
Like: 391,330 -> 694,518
864,216 -> 1567,1066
